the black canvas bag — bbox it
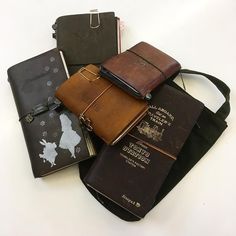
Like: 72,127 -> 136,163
78,69 -> 230,221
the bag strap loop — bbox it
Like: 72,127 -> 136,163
180,69 -> 230,120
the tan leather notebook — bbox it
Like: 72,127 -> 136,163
55,64 -> 148,145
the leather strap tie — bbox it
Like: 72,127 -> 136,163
19,99 -> 61,123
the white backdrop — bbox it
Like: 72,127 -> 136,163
0,0 -> 236,235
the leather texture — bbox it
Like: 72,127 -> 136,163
53,12 -> 119,75
79,69 -> 230,221
129,84 -> 204,157
101,41 -> 181,99
84,135 -> 174,218
83,84 -> 203,218
8,49 -> 93,178
55,64 -> 148,145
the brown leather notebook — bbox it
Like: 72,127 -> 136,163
55,64 -> 148,145
84,84 -> 204,218
100,41 -> 181,99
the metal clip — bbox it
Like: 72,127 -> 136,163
145,93 -> 152,100
79,115 -> 93,131
79,67 -> 100,82
90,9 -> 100,29
25,113 -> 34,123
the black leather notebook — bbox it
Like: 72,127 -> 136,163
52,11 -> 120,75
8,49 -> 96,178
84,84 -> 204,218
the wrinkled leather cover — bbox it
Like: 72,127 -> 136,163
53,12 -> 119,75
84,84 -> 203,218
130,84 -> 204,157
79,71 -> 230,221
8,49 -> 93,178
84,136 -> 174,218
101,41 -> 181,99
55,64 -> 148,145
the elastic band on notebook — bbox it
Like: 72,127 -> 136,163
79,67 -> 113,130
127,49 -> 167,79
128,133 -> 176,160
80,84 -> 113,116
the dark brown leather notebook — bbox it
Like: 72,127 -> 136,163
52,11 -> 121,75
100,41 -> 181,99
84,84 -> 204,218
7,49 -> 96,178
55,64 -> 148,145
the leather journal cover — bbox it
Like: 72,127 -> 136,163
84,84 -> 204,218
52,11 -> 121,75
55,64 -> 148,145
100,41 -> 181,99
8,49 -> 96,178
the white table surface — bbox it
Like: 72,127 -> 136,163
1,0 -> 235,235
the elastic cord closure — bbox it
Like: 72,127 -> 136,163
127,49 -> 167,80
79,67 -> 100,82
128,133 -> 176,160
78,67 -> 113,131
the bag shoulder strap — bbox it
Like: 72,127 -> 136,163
180,69 -> 230,120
